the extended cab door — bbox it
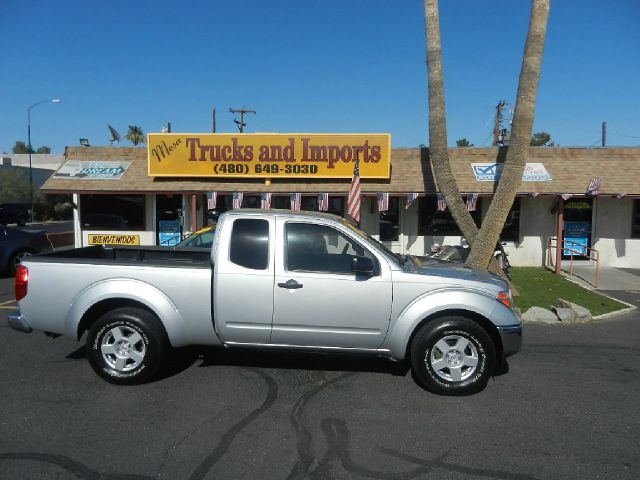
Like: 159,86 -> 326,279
271,218 -> 393,349
213,215 -> 274,344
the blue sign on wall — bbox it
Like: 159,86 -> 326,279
159,220 -> 181,246
563,221 -> 590,256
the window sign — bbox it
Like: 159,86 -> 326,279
563,221 -> 590,256
158,220 -> 181,246
88,234 -> 140,245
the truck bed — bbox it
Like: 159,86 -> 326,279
29,245 -> 211,267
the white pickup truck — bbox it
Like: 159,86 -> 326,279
8,209 -> 521,395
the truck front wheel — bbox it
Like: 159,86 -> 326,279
86,307 -> 168,385
410,316 -> 496,396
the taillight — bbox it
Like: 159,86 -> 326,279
496,291 -> 513,309
15,265 -> 29,301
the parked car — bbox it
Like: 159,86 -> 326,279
0,226 -> 53,276
0,203 -> 29,227
8,210 -> 521,395
175,225 -> 216,249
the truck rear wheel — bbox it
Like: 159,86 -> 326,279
86,307 -> 168,385
410,316 -> 496,396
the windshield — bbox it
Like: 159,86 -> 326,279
339,219 -> 401,266
177,228 -> 215,249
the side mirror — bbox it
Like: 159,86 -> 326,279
351,256 -> 375,275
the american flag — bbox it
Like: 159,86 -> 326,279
290,193 -> 301,211
347,152 -> 361,222
466,193 -> 478,212
318,193 -> 329,212
436,193 -> 447,211
561,194 -> 572,201
586,177 -> 601,196
206,191 -> 217,210
377,192 -> 389,212
405,192 -> 419,210
232,192 -> 243,209
260,192 -> 272,209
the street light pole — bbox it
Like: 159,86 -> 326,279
27,98 -> 60,222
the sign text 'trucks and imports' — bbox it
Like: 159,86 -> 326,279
147,133 -> 391,179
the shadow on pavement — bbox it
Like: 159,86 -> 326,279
66,342 -> 511,383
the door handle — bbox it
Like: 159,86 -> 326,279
278,279 -> 303,289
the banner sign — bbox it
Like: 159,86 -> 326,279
147,133 -> 391,179
54,160 -> 131,180
471,162 -> 552,182
88,234 -> 140,245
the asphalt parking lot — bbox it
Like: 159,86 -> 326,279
0,276 -> 638,480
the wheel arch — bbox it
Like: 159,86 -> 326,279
66,278 -> 187,346
77,299 -> 169,342
403,308 -> 503,363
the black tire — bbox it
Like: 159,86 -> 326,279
86,307 -> 168,385
17,215 -> 27,227
410,316 -> 496,396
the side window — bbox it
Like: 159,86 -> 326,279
230,219 -> 269,270
285,223 -> 376,274
501,197 -> 521,242
633,199 -> 640,239
380,196 -> 400,241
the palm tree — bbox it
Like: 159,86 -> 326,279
423,0 -> 550,271
125,125 -> 145,146
466,0 -> 550,269
423,0 -> 480,246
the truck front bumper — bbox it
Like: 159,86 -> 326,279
497,325 -> 522,357
7,313 -> 33,333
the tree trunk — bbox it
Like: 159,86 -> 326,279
424,0 -> 479,245
466,0 -> 550,269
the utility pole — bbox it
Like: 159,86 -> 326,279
601,121 -> 606,147
212,108 -> 216,133
229,107 -> 256,133
492,100 -> 506,146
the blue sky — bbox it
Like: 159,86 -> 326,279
1,0 -> 639,154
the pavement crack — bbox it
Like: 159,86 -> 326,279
187,367 -> 278,480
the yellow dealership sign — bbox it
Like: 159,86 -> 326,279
88,234 -> 140,246
147,133 -> 391,179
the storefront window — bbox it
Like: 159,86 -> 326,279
501,198 -> 521,242
632,199 -> 640,239
418,196 -> 482,235
80,194 -> 145,230
380,197 -> 400,241
271,195 -> 344,217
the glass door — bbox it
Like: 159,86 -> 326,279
562,198 -> 593,259
156,194 -> 183,246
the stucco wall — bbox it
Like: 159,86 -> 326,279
505,197 -> 557,266
593,198 -> 640,267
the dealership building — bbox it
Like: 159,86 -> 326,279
41,134 -> 640,268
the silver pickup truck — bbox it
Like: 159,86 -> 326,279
8,209 -> 521,395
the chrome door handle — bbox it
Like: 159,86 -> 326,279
278,279 -> 303,289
